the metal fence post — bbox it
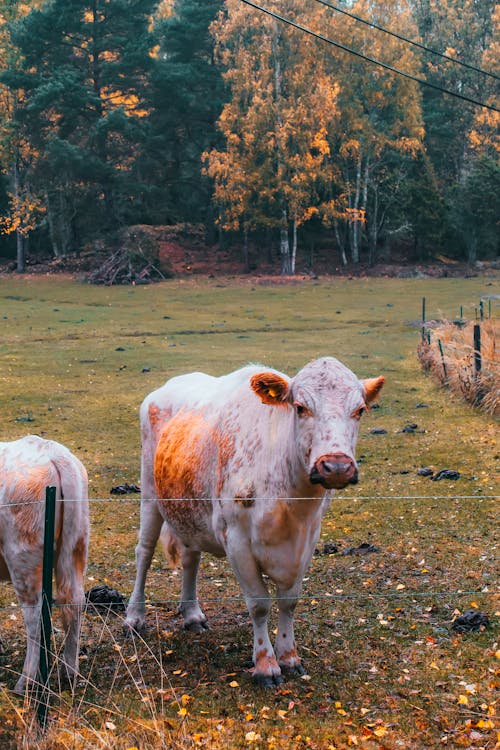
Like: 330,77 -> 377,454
37,485 -> 56,729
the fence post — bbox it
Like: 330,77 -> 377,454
37,485 -> 56,729
473,324 -> 481,377
473,323 -> 483,406
437,339 -> 447,381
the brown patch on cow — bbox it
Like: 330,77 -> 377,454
255,648 -> 279,673
250,372 -> 290,407
72,536 -> 87,580
215,429 -> 236,495
363,376 -> 385,404
235,485 -> 256,508
155,411 -> 213,499
148,402 -> 173,442
22,561 -> 43,605
259,501 -> 296,545
4,467 -> 47,548
279,646 -> 299,664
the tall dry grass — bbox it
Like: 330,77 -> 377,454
417,318 -> 499,415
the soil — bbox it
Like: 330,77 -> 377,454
0,224 -> 498,282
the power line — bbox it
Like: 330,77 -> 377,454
313,0 -> 500,82
238,0 -> 500,113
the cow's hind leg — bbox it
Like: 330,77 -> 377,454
227,550 -> 283,687
56,577 -> 85,687
179,547 -> 208,632
125,500 -> 164,633
9,565 -> 42,695
275,582 -> 306,676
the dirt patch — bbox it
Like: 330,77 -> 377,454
1,224 -> 499,282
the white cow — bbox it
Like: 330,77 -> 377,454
0,435 -> 89,694
125,357 -> 384,686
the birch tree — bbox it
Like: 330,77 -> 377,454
206,0 -> 339,274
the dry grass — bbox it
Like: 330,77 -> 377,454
0,275 -> 498,749
418,318 -> 499,416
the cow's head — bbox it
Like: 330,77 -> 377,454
250,357 -> 384,490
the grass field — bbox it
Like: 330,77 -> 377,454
0,274 -> 498,749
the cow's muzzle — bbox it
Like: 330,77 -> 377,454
310,453 -> 358,489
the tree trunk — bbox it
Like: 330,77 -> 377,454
13,159 -> 25,273
280,209 -> 292,275
291,214 -> 297,274
368,184 -> 378,267
243,226 -> 250,272
334,219 -> 348,266
351,154 -> 362,263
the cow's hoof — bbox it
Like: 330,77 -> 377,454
280,662 -> 306,677
14,682 -> 25,696
252,672 -> 284,688
123,620 -> 146,638
183,619 -> 209,633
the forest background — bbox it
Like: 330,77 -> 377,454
0,0 -> 498,277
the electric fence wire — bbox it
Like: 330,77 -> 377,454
1,494 -> 498,508
238,0 -> 500,113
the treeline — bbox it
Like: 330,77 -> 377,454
0,0 -> 498,274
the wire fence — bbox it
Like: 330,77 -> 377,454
1,493 -> 498,509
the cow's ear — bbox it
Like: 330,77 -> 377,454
363,376 -> 385,405
250,372 -> 290,406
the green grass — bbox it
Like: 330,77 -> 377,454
0,275 -> 498,749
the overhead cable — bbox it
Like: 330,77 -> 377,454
313,0 -> 500,81
238,0 -> 500,113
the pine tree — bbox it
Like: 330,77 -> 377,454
146,0 -> 225,228
3,0 -> 156,256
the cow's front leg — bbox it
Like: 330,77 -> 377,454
275,582 -> 306,676
179,548 -> 208,632
125,500 -> 164,634
227,551 -> 283,687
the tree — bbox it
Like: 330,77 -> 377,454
206,0 -> 339,274
449,156 -> 500,264
146,0 -> 226,230
2,0 -> 155,258
0,0 -> 45,271
325,0 -> 424,264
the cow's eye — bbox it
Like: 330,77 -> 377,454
294,402 -> 310,418
353,405 -> 366,420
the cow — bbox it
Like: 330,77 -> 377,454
125,357 -> 384,686
0,435 -> 89,694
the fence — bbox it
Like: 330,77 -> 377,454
418,296 -> 499,414
2,486 -> 498,730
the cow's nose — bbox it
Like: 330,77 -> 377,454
310,453 -> 358,489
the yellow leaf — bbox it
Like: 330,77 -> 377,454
374,727 -> 388,737
458,695 -> 469,705
177,707 -> 188,717
181,694 -> 191,706
476,719 -> 494,730
229,681 -> 239,688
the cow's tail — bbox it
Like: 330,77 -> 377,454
159,523 -> 182,568
51,451 -> 89,627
